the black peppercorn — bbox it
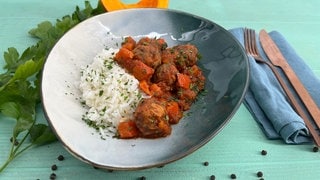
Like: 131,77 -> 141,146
139,176 -> 146,180
230,173 -> 236,179
210,175 -> 216,180
312,146 -> 319,152
203,161 -> 209,166
50,173 -> 57,180
51,164 -> 57,171
257,171 -> 263,177
261,150 -> 267,155
57,155 -> 65,161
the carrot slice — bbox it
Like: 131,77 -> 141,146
132,60 -> 154,81
115,47 -> 134,61
149,83 -> 163,97
166,101 -> 183,124
122,36 -> 136,51
176,73 -> 191,89
139,80 -> 151,95
118,120 -> 140,139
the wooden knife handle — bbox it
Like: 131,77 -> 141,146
265,62 -> 320,146
281,62 -> 320,129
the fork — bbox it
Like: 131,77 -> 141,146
244,28 -> 292,93
244,28 -> 320,146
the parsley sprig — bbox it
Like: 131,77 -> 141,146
0,1 -> 106,172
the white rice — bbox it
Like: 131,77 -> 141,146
79,48 -> 146,136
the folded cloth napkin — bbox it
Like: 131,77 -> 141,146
229,28 -> 320,144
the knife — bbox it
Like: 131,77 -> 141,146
259,29 -> 320,131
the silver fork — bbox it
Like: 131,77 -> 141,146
244,28 -> 320,146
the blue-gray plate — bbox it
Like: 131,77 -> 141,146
41,8 -> 249,170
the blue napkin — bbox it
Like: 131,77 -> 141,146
229,28 -> 320,144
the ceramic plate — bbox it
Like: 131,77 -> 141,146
41,8 -> 249,170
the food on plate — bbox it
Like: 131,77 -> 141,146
115,37 -> 205,138
79,36 -> 205,139
79,48 -> 146,137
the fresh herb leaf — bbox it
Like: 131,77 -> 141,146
30,124 -> 57,145
28,21 -> 54,40
0,102 -> 20,119
3,47 -> 20,72
0,1 -> 106,173
13,112 -> 34,138
13,59 -> 44,81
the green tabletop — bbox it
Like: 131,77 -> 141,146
1,0 -> 320,179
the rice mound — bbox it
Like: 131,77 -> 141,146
79,48 -> 146,136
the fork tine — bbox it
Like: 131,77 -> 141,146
244,28 -> 254,55
250,29 -> 258,55
244,28 -> 247,50
248,28 -> 254,54
245,28 -> 259,59
244,28 -> 250,53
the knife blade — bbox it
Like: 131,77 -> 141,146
259,29 -> 320,130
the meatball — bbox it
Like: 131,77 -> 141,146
177,88 -> 197,110
133,37 -> 163,68
136,37 -> 167,50
172,44 -> 199,71
153,63 -> 179,85
161,48 -> 175,64
134,98 -> 171,138
183,65 -> 206,93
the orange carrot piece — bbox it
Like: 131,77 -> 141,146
176,73 -> 191,89
115,47 -> 134,61
139,80 -> 151,95
114,47 -> 135,71
118,120 -> 140,139
166,101 -> 183,124
149,83 -> 163,97
132,60 -> 154,81
122,36 -> 136,51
